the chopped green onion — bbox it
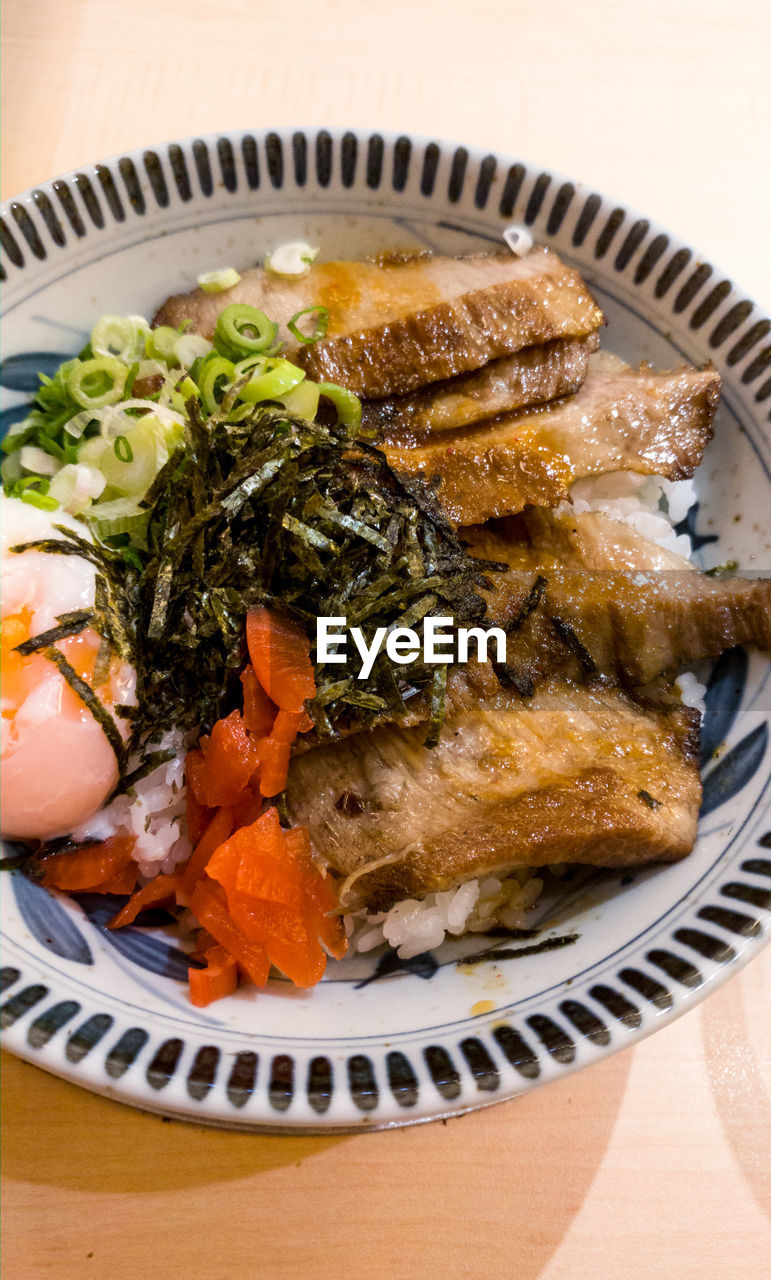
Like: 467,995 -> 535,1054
197,356 -> 236,415
265,241 -> 318,277
214,304 -> 278,359
91,315 -> 150,363
6,475 -> 59,510
145,326 -> 182,363
0,451 -> 23,485
317,382 -> 362,431
19,445 -> 59,476
123,361 -> 139,399
97,419 -> 169,496
1,419 -> 31,452
49,463 -> 106,514
76,436 -> 109,466
279,380 -> 320,421
87,495 -> 146,522
63,410 -> 99,440
20,490 -> 59,511
135,358 -> 167,381
68,358 -> 127,410
174,333 -> 213,369
287,306 -> 329,345
197,267 -> 241,293
238,359 -> 305,404
113,435 -> 134,463
177,375 -> 199,400
90,509 -> 151,541
232,354 -> 268,379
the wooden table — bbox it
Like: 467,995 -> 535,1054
2,2 -> 770,1275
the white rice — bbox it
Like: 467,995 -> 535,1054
72,728 -> 191,879
352,871 -> 546,959
570,471 -> 696,559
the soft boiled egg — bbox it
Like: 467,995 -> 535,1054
1,494 -> 136,840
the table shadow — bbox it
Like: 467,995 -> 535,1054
2,1039 -> 633,1280
0,1052 -> 348,1188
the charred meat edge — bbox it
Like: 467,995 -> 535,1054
365,332 -> 600,442
385,364 -> 721,525
153,248 -> 605,400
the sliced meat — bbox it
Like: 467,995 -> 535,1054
286,680 -> 701,910
363,333 -> 600,441
385,364 -> 720,525
519,504 -> 696,572
463,513 -> 771,686
153,248 -> 605,400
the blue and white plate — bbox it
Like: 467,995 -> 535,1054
1,129 -> 769,1131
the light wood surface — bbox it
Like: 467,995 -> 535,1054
2,2 -> 770,1276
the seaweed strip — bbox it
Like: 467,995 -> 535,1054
506,573 -> 547,633
282,513 -> 340,554
550,615 -> 597,673
92,635 -> 112,688
113,750 -> 176,796
42,646 -> 127,771
13,610 -> 93,655
460,932 -> 579,966
424,663 -> 448,748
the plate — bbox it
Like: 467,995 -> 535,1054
1,128 -> 770,1131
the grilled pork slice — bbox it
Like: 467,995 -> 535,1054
363,333 -> 600,441
385,365 -> 720,524
520,505 -> 696,572
464,513 -> 771,687
286,680 -> 701,911
153,248 -> 605,399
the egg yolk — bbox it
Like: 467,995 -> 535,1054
1,613 -> 134,840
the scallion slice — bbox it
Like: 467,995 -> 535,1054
6,475 -> 58,510
19,445 -> 59,476
68,358 -> 127,410
287,305 -> 329,345
197,267 -> 241,293
317,382 -> 362,431
238,359 -> 305,405
89,509 -> 151,541
265,241 -> 319,277
145,326 -> 182,364
214,304 -> 278,359
279,380 -> 320,421
49,463 -> 106,514
197,356 -> 236,415
97,419 -> 169,496
91,315 -> 150,363
174,333 -> 213,369
113,435 -> 134,463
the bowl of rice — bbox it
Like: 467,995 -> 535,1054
1,128 -> 769,1131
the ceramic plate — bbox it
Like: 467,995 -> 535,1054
1,128 -> 770,1131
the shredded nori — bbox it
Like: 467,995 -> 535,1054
459,932 -> 579,965
505,573 -> 547,633
41,646 -> 128,772
13,401 -> 499,768
13,610 -> 93,655
549,615 -> 597,674
637,789 -> 662,810
494,663 -> 536,698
